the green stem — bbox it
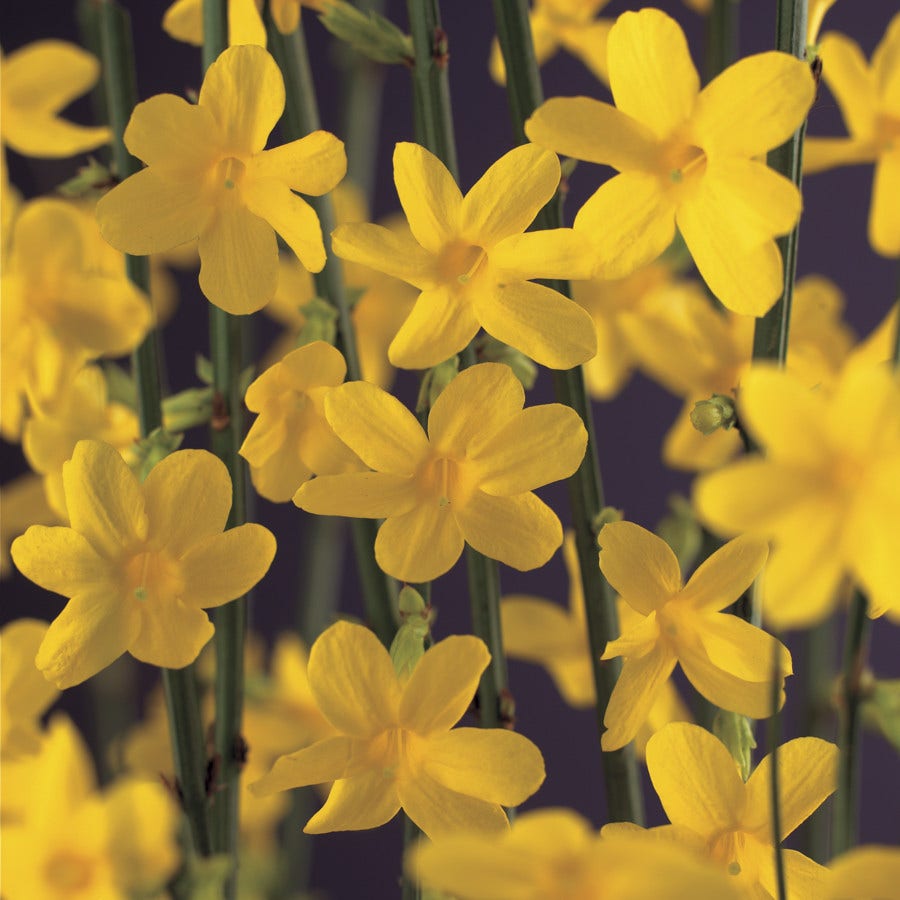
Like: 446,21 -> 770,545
266,15 -> 398,648
769,642 -> 787,900
491,0 -> 644,825
833,591 -> 871,855
705,0 -> 740,81
401,814 -> 423,900
751,0 -> 809,365
99,0 -> 212,856
466,548 -> 507,728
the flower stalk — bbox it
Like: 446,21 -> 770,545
491,0 -> 644,824
98,0 -> 212,858
769,642 -> 787,900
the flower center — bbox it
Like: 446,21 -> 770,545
658,136 -> 707,193
45,851 -> 94,891
124,547 -> 184,605
217,156 -> 247,192
830,452 -> 864,495
876,113 -> 900,153
437,240 -> 487,286
416,454 -> 477,508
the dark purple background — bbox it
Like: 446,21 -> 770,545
1,1 -> 898,896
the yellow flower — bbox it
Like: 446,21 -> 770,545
95,45 -> 347,315
0,41 -> 110,160
294,362 -> 587,582
526,7 -> 816,315
23,365 -> 140,518
644,723 -> 837,899
1,714 -> 180,900
825,846 -> 900,899
0,199 -> 151,442
598,521 -> 791,751
694,363 -> 900,627
501,533 -> 690,756
163,0 -> 319,45
489,0 -> 613,86
0,619 -> 59,758
408,807 -> 746,900
250,620 -> 545,838
239,341 -> 364,502
807,0 -> 838,46
0,473 -> 59,579
10,440 -> 276,688
804,13 -> 900,256
331,142 -> 596,370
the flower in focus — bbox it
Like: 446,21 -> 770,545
0,619 -> 58,758
0,474 -> 59,579
239,341 -> 363,502
825,846 -> 900,899
408,807 -> 746,900
598,521 -> 791,751
96,45 -> 347,314
0,714 -> 180,900
11,440 -> 276,688
489,0 -> 613,86
332,142 -> 596,370
251,620 -> 545,838
295,363 -> 587,582
694,363 -> 900,627
0,41 -> 110,161
643,723 -> 837,898
0,199 -> 151,441
501,532 -> 690,756
526,7 -> 816,315
804,13 -> 900,256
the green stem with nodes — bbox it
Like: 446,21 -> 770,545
833,591 -> 871,855
491,0 -> 644,825
751,0 -> 809,364
266,14 -> 397,648
98,0 -> 212,857
769,642 -> 787,900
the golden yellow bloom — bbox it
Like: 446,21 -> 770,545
526,7 -> 816,315
695,363 -> 900,627
295,363 -> 587,582
96,45 -> 346,314
598,521 -> 791,751
0,473 -> 59,579
251,620 -> 545,838
825,846 -> 900,899
11,440 -> 276,688
805,13 -> 900,256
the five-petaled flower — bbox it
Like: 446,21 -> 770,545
250,620 -> 545,838
331,142 -> 597,371
11,440 -> 276,688
294,362 -> 587,583
526,7 -> 816,315
598,520 -> 791,751
96,44 -> 346,315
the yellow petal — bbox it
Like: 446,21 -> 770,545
399,636 -> 489,734
398,772 -> 509,839
817,32 -> 879,141
826,846 -> 900,900
455,491 -> 562,572
746,737 -> 837,840
162,0 -> 202,44
249,736 -> 356,794
607,9 -> 698,139
387,285 -> 480,370
2,110 -> 110,160
692,52 -> 815,159
271,0 -> 301,34
305,769 -> 400,833
142,449 -> 231,557
281,340 -> 348,391
694,612 -> 792,685
679,534 -> 768,611
869,149 -> 900,257
179,524 -> 276,608
601,613 -> 661,661
198,45 -> 283,155
424,728 -> 545,805
760,848 -> 829,900
460,144 -> 559,247
251,130 -> 346,195
307,620 -> 399,737
490,228 -> 595,281
198,204 -> 278,314
575,172 -> 676,279
393,142 -> 462,253
645,722 -> 745,835
803,137 -> 877,174
11,526 -> 110,596
248,440 -> 312,502
228,0 -> 267,46
474,405 -> 587,494
598,521 -> 682,615
129,599 -> 214,669
474,279 -> 598,369
559,19 -> 613,84
375,503 -> 465,582
36,586 -> 141,689
294,471 -> 418,517
331,222 -> 439,290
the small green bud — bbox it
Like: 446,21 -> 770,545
102,362 -> 138,409
475,336 -> 537,390
656,494 -> 703,574
560,157 -> 579,180
295,297 -> 339,349
861,676 -> 899,752
57,157 -> 114,198
593,506 -> 623,534
417,357 -> 459,413
690,393 -> 736,435
132,428 -> 183,482
319,0 -> 414,65
390,587 -> 432,680
713,709 -> 757,782
162,386 -> 214,432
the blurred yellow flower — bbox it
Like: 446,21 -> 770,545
825,846 -> 900,899
163,0 -> 320,45
598,521 -> 791,751
694,363 -> 900,627
251,620 -> 545,838
0,473 -> 59,579
805,13 -> 900,256
332,142 -> 596,370
526,7 -> 816,315
96,45 -> 346,314
11,440 -> 276,688
295,363 -> 587,582
240,341 -> 363,502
